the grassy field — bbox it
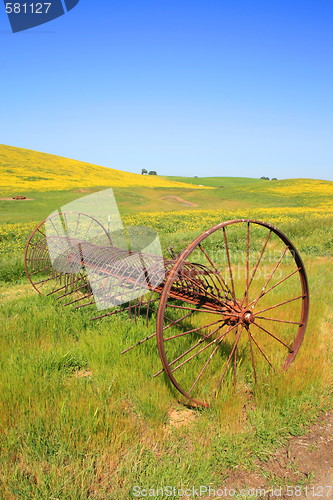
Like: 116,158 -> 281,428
0,148 -> 333,498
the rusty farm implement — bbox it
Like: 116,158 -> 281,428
25,212 -> 309,407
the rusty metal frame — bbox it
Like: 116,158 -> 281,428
24,215 -> 309,407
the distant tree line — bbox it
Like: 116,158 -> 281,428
260,176 -> 278,181
141,169 -> 157,175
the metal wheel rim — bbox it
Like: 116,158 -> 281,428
24,211 -> 111,295
156,219 -> 309,407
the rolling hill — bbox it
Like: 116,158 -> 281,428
0,144 -> 207,194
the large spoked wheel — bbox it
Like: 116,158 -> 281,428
156,220 -> 309,407
24,211 -> 111,297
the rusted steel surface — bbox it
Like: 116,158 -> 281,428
156,219 -> 309,407
25,214 -> 309,407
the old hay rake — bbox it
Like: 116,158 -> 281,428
25,212 -> 309,407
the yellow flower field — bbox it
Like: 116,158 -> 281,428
2,205 -> 332,255
0,145 -> 209,193
247,178 -> 333,197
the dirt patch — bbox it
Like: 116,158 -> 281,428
160,195 -> 198,207
221,411 -> 333,498
73,188 -> 93,193
166,408 -> 197,430
75,370 -> 93,378
0,197 -> 33,201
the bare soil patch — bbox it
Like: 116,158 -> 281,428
221,411 -> 333,498
160,195 -> 198,207
75,370 -> 93,379
166,408 -> 197,430
0,197 -> 33,201
73,188 -> 93,193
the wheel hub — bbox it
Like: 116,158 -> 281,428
223,302 -> 255,326
242,310 -> 255,325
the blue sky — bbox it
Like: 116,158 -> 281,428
0,0 -> 332,180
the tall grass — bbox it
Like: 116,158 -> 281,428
0,253 -> 332,498
0,193 -> 332,497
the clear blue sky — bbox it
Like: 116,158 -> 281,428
0,0 -> 332,180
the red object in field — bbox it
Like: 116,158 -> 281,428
24,212 -> 309,407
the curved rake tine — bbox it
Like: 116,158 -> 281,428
198,243 -> 233,298
122,310 -> 195,354
184,274 -> 225,305
165,304 -> 222,316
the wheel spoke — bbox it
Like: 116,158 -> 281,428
247,327 -> 257,383
244,222 -> 250,306
248,267 -> 301,307
253,321 -> 292,351
245,229 -> 272,297
154,323 -> 230,377
215,326 -> 242,392
60,212 -> 69,235
170,324 -> 235,374
248,329 -> 273,368
255,294 -> 305,315
250,246 -> 289,309
85,217 -> 94,237
222,227 -> 236,302
49,217 -> 61,236
164,318 -> 224,342
188,339 -> 222,395
256,316 -> 301,326
155,322 -> 238,377
233,336 -> 238,387
74,212 -> 81,237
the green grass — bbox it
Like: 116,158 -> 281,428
0,255 -> 332,498
1,165 -> 333,498
166,176 -> 266,188
0,184 -> 289,225
1,176 -> 332,225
